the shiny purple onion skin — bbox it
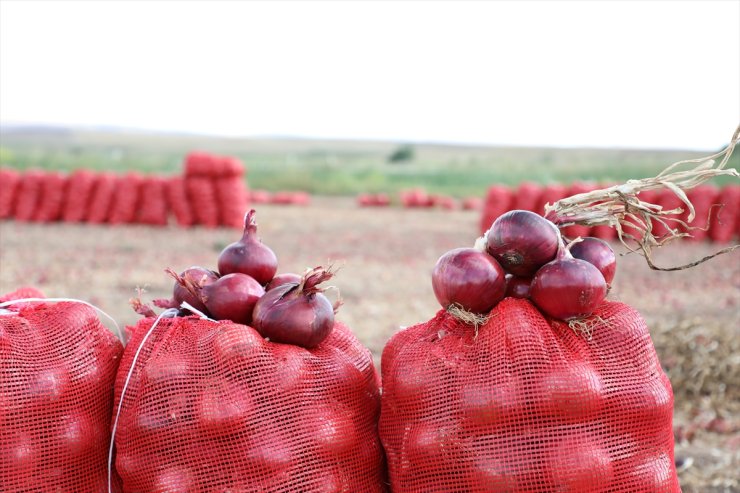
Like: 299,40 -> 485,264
252,284 -> 335,349
432,248 -> 507,314
486,210 -> 560,277
175,266 -> 219,313
218,211 -> 278,285
569,237 -> 617,286
505,275 -> 532,299
202,273 -> 265,325
530,258 -> 607,321
266,273 -> 301,291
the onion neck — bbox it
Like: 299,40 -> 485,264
242,209 -> 258,238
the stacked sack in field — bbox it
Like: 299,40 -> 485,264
184,151 -> 249,228
111,211 -> 385,492
0,151 -> 251,229
381,207 -> 681,492
0,288 -> 124,492
480,181 -> 740,242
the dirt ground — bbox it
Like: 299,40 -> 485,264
1,197 -> 738,492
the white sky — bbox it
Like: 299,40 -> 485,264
1,0 -> 738,150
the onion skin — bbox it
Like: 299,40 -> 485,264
174,266 -> 218,312
432,248 -> 506,314
199,273 -> 265,325
266,273 -> 301,291
569,237 -> 617,286
218,210 -> 278,285
486,210 -> 560,277
252,267 -> 337,348
505,275 -> 532,299
530,258 -> 607,321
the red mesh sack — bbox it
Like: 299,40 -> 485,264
166,176 -> 194,227
0,286 -> 45,303
709,185 -> 740,243
561,182 -> 595,239
533,183 -> 567,218
512,182 -> 542,213
184,151 -> 216,177
679,184 -> 718,242
35,171 -> 69,222
111,316 -> 385,492
62,169 -> 97,222
651,189 -> 685,240
215,176 -> 249,228
0,292 -> 124,492
137,176 -> 169,226
215,155 -> 246,177
13,170 -> 45,222
380,298 -> 679,492
87,172 -> 118,224
109,173 -> 143,225
186,176 -> 220,227
0,167 -> 21,219
479,185 -> 513,234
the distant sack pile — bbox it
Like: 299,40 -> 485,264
0,152 -> 249,229
481,182 -> 740,243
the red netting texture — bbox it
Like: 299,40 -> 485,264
166,176 -> 194,227
379,298 -> 679,493
87,172 -> 118,224
215,176 -> 249,228
185,177 -> 220,228
35,171 -> 68,223
61,169 -> 97,223
709,184 -> 740,243
137,176 -> 169,226
109,173 -> 143,225
13,170 -> 44,222
0,291 -> 124,492
0,168 -> 21,219
112,317 -> 386,493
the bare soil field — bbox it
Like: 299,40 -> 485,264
1,197 -> 738,492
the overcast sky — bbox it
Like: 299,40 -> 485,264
1,0 -> 738,150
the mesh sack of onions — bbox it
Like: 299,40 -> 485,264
0,167 -> 21,219
87,172 -> 118,224
680,184 -> 718,242
215,175 -> 249,228
62,169 -> 98,223
13,169 -> 45,222
110,314 -> 385,492
512,181 -> 541,213
35,171 -> 69,222
479,185 -> 513,234
709,184 -> 740,243
380,300 -> 678,492
381,128 -> 740,492
0,288 -> 124,492
186,176 -> 220,227
137,176 -> 169,226
166,176 -> 194,227
109,173 -> 144,225
183,151 -> 215,177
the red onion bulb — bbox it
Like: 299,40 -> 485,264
486,210 -> 560,277
569,237 -> 617,286
179,272 -> 264,325
218,210 -> 278,285
530,256 -> 607,321
252,266 -> 337,348
431,247 -> 506,314
158,266 -> 219,313
505,274 -> 532,299
266,273 -> 301,291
